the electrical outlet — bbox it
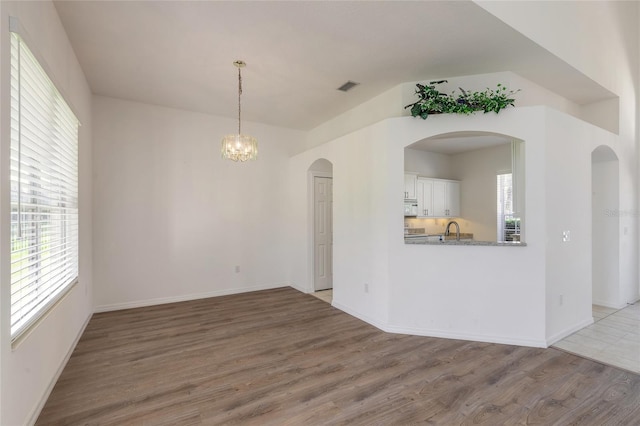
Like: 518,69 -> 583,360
235,265 -> 240,273
364,283 -> 369,293
562,230 -> 571,242
559,294 -> 564,306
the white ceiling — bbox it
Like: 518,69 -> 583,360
408,132 -> 513,155
53,0 -> 614,131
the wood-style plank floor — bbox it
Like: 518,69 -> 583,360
37,287 -> 640,425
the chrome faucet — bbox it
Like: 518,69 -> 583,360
444,220 -> 460,241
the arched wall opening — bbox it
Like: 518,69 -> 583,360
591,145 -> 620,308
308,159 -> 333,292
403,131 -> 525,244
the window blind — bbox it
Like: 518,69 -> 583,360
496,173 -> 512,242
10,31 -> 79,340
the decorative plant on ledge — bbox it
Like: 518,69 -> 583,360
405,80 -> 520,119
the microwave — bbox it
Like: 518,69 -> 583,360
404,199 -> 418,217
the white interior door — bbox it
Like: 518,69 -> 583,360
314,177 -> 333,291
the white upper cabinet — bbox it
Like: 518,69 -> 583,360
404,173 -> 418,199
433,180 -> 460,217
417,177 -> 434,217
416,177 -> 460,218
446,181 -> 460,217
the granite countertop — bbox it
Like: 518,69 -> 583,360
404,228 -> 526,246
404,232 -> 474,241
405,239 -> 527,247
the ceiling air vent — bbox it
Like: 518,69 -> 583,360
337,80 -> 359,92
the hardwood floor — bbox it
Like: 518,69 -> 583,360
37,287 -> 640,425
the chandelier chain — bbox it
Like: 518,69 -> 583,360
238,66 -> 242,135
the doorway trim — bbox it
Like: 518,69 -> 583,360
307,159 -> 333,293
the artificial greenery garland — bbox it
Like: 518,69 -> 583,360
405,80 -> 520,119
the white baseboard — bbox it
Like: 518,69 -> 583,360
383,324 -> 548,348
331,301 -> 388,332
546,317 -> 594,346
27,313 -> 92,426
332,301 -> 547,348
289,282 -> 310,294
94,283 -> 289,313
592,299 -> 627,310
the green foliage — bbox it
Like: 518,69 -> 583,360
505,218 -> 520,227
405,80 -> 520,119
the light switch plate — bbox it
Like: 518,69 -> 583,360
562,230 -> 571,242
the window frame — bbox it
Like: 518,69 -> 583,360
9,29 -> 80,342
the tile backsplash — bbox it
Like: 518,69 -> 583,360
405,217 -> 472,234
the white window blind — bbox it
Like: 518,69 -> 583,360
10,31 -> 79,340
497,172 -> 517,242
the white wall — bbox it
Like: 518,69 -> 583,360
404,149 -> 454,179
450,143 -> 512,242
0,2 -> 93,425
92,96 -> 304,311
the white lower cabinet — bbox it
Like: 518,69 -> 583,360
417,178 -> 460,218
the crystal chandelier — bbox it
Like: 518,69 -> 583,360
221,60 -> 257,162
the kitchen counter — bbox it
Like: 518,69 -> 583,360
404,233 -> 474,241
405,238 -> 527,247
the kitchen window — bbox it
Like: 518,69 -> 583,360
497,172 -> 520,242
10,29 -> 79,341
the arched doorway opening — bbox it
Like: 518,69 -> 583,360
591,146 -> 620,308
308,159 -> 333,292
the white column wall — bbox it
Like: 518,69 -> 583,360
387,110 -> 547,347
543,110 -> 616,342
92,96 -> 304,311
0,2 -> 93,425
